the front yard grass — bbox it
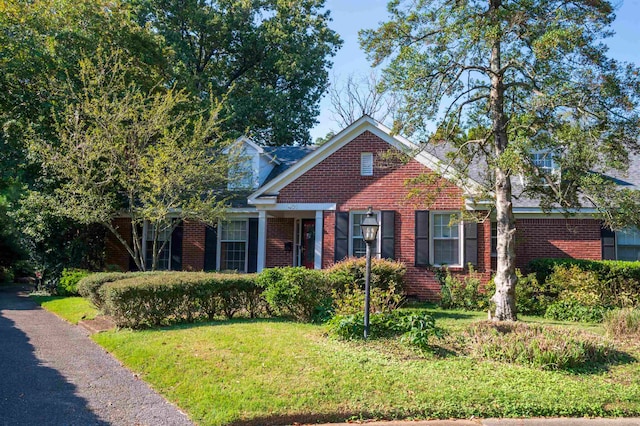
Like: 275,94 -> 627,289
30,295 -> 99,324
93,314 -> 640,426
33,296 -> 640,425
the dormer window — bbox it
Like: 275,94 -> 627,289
361,152 -> 373,176
228,160 -> 254,190
530,150 -> 559,184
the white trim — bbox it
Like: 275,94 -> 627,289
430,211 -> 464,268
257,210 -> 267,272
349,210 -> 381,258
247,115 -> 483,204
254,202 -> 337,211
314,210 -> 323,269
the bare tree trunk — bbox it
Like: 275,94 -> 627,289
488,0 -> 517,320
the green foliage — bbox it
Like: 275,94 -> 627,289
437,265 -> 488,311
331,282 -> 404,316
57,268 -> 91,296
101,272 -> 262,328
603,308 -> 640,338
136,0 -> 341,146
257,267 -> 331,322
327,309 -> 442,350
529,258 -> 640,308
78,272 -> 149,309
326,257 -> 406,292
544,299 -> 609,323
462,321 -> 615,370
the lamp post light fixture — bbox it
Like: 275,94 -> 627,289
360,206 -> 379,339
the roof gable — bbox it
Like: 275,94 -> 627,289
248,116 -> 482,204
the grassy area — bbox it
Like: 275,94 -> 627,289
30,295 -> 99,324
93,312 -> 640,426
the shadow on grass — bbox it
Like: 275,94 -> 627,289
562,350 -> 637,375
227,411 -> 400,426
428,310 -> 483,320
157,316 -> 293,332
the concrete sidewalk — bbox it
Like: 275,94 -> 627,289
0,286 -> 193,426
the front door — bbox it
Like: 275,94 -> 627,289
301,219 -> 315,269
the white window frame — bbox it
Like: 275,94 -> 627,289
360,152 -> 374,176
530,150 -> 560,185
616,227 -> 640,261
430,211 -> 464,267
217,219 -> 249,272
142,221 -> 172,271
349,210 -> 381,258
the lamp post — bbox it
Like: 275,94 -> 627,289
360,206 -> 379,339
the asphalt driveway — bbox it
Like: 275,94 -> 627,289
0,286 -> 193,426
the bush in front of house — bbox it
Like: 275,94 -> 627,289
331,281 -> 404,316
102,272 -> 261,328
437,265 -> 489,311
528,258 -> 640,308
257,266 -> 331,322
78,271 -> 151,308
327,309 -> 442,350
326,257 -> 406,292
57,268 -> 91,296
462,321 -> 615,370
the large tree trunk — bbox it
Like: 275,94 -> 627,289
488,0 -> 517,320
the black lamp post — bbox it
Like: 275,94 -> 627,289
360,206 -> 379,339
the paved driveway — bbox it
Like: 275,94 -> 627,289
0,286 -> 193,426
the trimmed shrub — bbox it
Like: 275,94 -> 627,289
603,308 -> 640,338
101,272 -> 261,328
78,272 -> 147,308
462,321 -> 615,370
326,257 -> 406,292
438,265 -> 488,311
257,267 -> 331,322
327,309 -> 442,350
58,268 -> 91,296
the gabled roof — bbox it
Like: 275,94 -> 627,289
248,115 -> 483,205
262,145 -> 318,184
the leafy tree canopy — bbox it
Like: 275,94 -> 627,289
136,0 -> 342,146
361,0 -> 640,320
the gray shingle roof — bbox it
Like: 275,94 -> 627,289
262,145 -> 317,184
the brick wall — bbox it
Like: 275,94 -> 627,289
266,217 -> 295,268
515,218 -> 602,269
105,218 -> 131,271
182,220 -> 205,271
278,130 -> 471,301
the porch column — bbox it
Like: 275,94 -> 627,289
257,210 -> 267,272
314,210 -> 323,269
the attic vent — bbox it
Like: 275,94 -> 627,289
361,152 -> 373,176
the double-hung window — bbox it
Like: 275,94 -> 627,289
617,227 -> 640,261
350,211 -> 380,258
145,223 -> 171,270
219,220 -> 248,272
432,212 -> 461,266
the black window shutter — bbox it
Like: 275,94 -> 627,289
415,211 -> 430,266
247,218 -> 259,273
204,225 -> 218,271
170,221 -> 183,271
464,222 -> 478,267
601,227 -> 616,260
335,212 -> 349,262
381,210 -> 395,259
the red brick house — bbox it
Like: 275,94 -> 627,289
105,116 -> 640,300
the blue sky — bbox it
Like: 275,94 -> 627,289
310,0 -> 640,141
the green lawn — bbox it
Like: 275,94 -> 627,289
33,296 -> 640,425
30,295 -> 99,324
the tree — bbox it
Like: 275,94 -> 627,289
328,72 -> 398,129
361,0 -> 640,320
135,0 -> 342,146
28,52 -> 237,271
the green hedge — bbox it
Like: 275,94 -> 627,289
78,272 -> 153,308
528,258 -> 640,308
326,257 -> 406,291
101,272 -> 261,328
